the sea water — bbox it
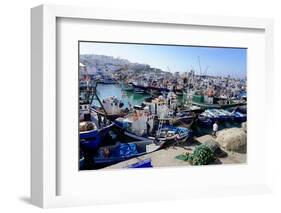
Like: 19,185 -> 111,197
92,83 -> 150,108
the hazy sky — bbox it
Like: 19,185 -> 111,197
80,42 -> 247,78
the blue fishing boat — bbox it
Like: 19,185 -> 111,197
80,121 -> 113,151
208,109 -> 234,121
231,107 -> 247,122
198,109 -> 234,125
197,110 -> 218,127
233,111 -> 247,122
127,158 -> 153,168
79,151 -> 85,169
197,116 -> 213,127
93,140 -> 162,167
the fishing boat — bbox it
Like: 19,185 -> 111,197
208,109 -> 234,121
143,92 -> 195,127
231,107 -> 247,122
191,94 -> 247,109
132,81 -> 148,94
197,108 -> 236,127
197,110 -> 218,127
80,97 -> 115,151
99,78 -> 117,84
92,96 -> 129,120
114,105 -> 192,143
93,140 -> 162,167
166,111 -> 195,127
175,91 -> 183,96
134,87 -> 146,94
160,87 -> 170,96
149,87 -> 162,95
79,99 -> 93,121
79,121 -> 114,151
79,155 -> 85,169
143,92 -> 178,112
232,111 -> 247,122
175,88 -> 184,96
122,83 -> 134,91
127,158 -> 153,168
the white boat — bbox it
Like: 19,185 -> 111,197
92,96 -> 129,120
114,106 -> 192,143
143,92 -> 195,127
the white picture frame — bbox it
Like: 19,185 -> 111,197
31,4 -> 274,208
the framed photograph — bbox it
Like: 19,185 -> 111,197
31,4 -> 274,208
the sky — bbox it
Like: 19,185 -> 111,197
80,42 -> 247,78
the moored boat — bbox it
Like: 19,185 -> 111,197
143,92 -> 195,127
113,106 -> 192,143
92,96 -> 129,120
231,107 -> 247,122
127,158 -> 153,168
232,111 -> 247,122
100,78 -> 117,84
134,87 -> 146,94
197,108 -> 239,127
80,121 -> 114,151
121,82 -> 134,91
93,140 -> 162,167
208,109 -> 234,121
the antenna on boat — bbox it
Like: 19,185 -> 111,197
143,64 -> 147,72
167,66 -> 171,73
204,66 -> 209,76
197,56 -> 202,76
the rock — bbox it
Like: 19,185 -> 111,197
203,139 -> 227,157
216,128 -> 247,153
241,122 -> 247,133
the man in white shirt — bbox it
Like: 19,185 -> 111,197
212,121 -> 218,138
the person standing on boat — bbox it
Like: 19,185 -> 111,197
212,121 -> 219,138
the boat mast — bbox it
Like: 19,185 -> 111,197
198,56 -> 202,77
89,80 -> 109,120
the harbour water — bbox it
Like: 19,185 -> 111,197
93,84 -> 150,108
94,83 -> 185,107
